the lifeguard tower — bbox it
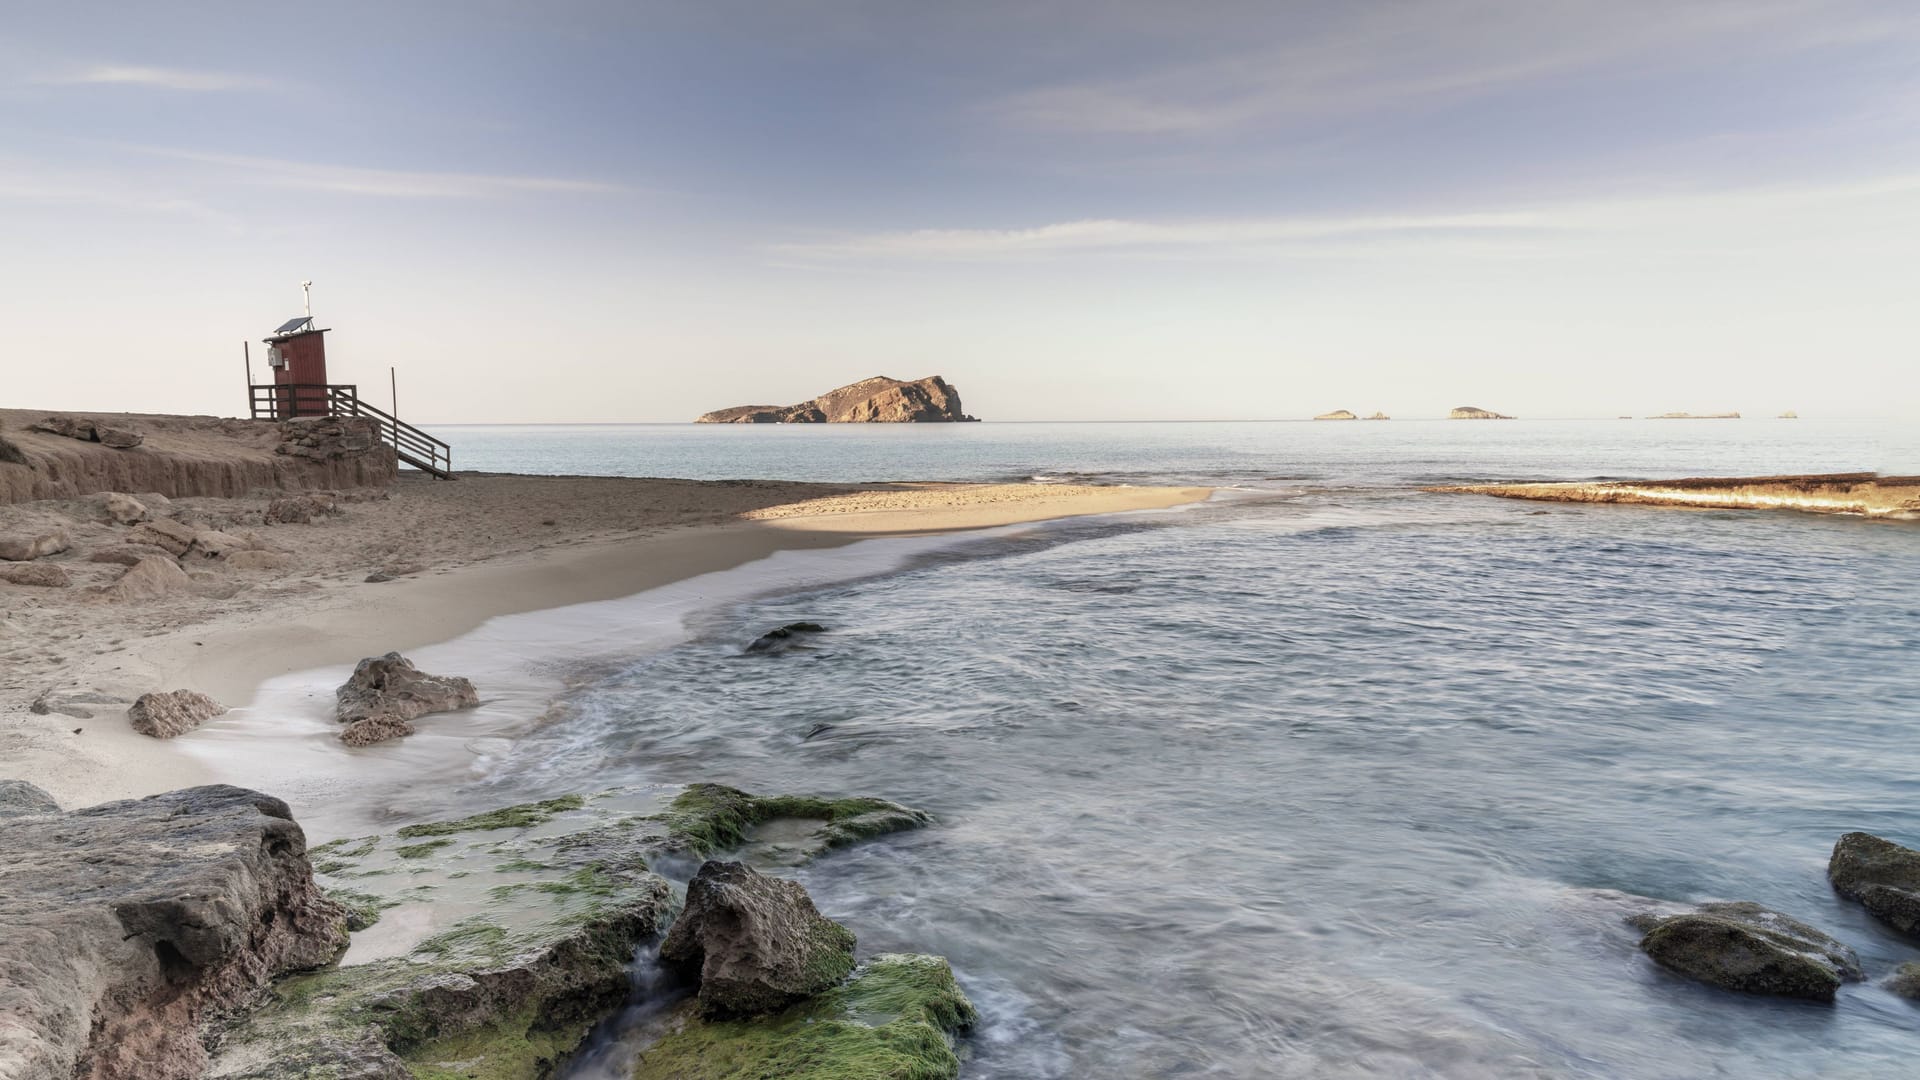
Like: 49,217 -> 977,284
247,283 -> 454,478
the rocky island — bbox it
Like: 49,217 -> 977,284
696,376 -> 977,424
1650,411 -> 1740,419
1313,410 -> 1357,421
1449,406 -> 1514,420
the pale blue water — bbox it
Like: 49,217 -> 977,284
437,421 -> 1918,1078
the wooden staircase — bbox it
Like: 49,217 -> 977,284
248,384 -> 454,479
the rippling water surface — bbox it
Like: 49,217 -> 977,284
431,421 -> 1916,1078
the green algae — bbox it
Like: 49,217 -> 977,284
395,838 -> 457,859
631,954 -> 976,1080
395,795 -> 586,839
402,1004 -> 580,1080
664,784 -> 932,857
325,887 -> 398,931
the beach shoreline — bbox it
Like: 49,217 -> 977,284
0,474 -> 1209,809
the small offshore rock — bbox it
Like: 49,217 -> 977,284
334,652 -> 478,744
0,562 -> 72,588
0,779 -> 60,817
1629,901 -> 1862,1001
745,621 -> 829,654
127,690 -> 226,739
1829,832 -> 1920,937
126,517 -> 197,556
660,859 -> 857,1018
1885,962 -> 1920,1000
0,528 -> 71,562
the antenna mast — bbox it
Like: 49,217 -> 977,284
301,280 -> 313,321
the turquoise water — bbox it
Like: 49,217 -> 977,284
441,422 -> 1916,1078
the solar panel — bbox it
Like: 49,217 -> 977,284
273,316 -> 312,334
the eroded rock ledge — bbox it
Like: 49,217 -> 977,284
1431,472 -> 1920,519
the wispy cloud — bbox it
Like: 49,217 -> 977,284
134,148 -> 626,199
777,174 -> 1920,263
44,64 -> 275,92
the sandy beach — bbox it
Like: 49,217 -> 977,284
0,474 -> 1208,808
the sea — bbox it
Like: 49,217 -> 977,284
416,420 -> 1919,1078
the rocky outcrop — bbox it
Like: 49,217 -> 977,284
697,376 -> 977,423
334,652 -> 479,745
1,408 -> 396,506
0,528 -> 70,561
1365,412 -> 1390,420
662,860 -> 858,1018
0,786 -> 347,1080
1450,405 -> 1514,419
125,517 -> 197,556
1627,901 -> 1862,1001
31,415 -> 144,448
745,621 -> 827,654
90,492 -> 150,525
211,782 -> 931,1079
631,953 -> 977,1080
1430,473 -> 1920,519
1313,410 -> 1357,420
1887,962 -> 1920,1000
1829,832 -> 1920,937
127,690 -> 227,739
0,562 -> 71,588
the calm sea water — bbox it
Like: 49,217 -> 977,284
437,421 -> 1917,1078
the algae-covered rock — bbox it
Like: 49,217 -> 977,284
212,783 -> 932,1080
662,860 -> 856,1018
631,953 -> 977,1080
1628,901 -> 1862,1001
1829,831 -> 1920,938
1886,962 -> 1920,1001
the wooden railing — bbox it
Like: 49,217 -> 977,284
249,383 -> 453,479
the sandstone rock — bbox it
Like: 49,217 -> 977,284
1314,410 -> 1357,420
97,427 -> 144,449
745,620 -> 828,653
0,779 -> 59,817
334,652 -> 478,743
0,785 -> 346,1080
186,528 -> 250,561
0,528 -> 70,561
0,562 -> 72,588
1829,832 -> 1920,937
89,543 -> 179,566
1886,962 -> 1920,1000
224,549 -> 295,571
264,493 -> 339,525
100,556 -> 193,602
1450,405 -> 1515,420
31,415 -> 99,440
91,492 -> 150,525
127,517 -> 197,556
1627,901 -> 1862,1000
698,375 -> 976,423
660,859 -> 857,1018
127,690 -> 227,739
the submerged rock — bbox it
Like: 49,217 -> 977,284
632,953 -> 977,1080
657,783 -> 932,862
0,786 -> 346,1080
1828,832 -> 1920,937
1886,962 -> 1920,1000
663,860 -> 857,1018
127,689 -> 227,739
1628,901 -> 1862,1001
745,621 -> 828,654
334,652 -> 479,745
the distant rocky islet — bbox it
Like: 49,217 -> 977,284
697,375 -> 977,423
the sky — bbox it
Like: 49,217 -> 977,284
2,0 -> 1917,422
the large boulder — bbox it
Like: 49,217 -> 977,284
661,860 -> 857,1018
263,493 -> 339,525
1828,832 -> 1920,937
90,492 -> 150,525
0,528 -> 70,562
1628,901 -> 1862,1001
185,528 -> 251,561
334,652 -> 479,745
0,786 -> 346,1080
127,690 -> 227,739
126,518 -> 197,557
1886,962 -> 1920,1000
0,779 -> 60,817
98,555 -> 193,602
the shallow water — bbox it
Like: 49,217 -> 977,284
411,422 -> 1916,1077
